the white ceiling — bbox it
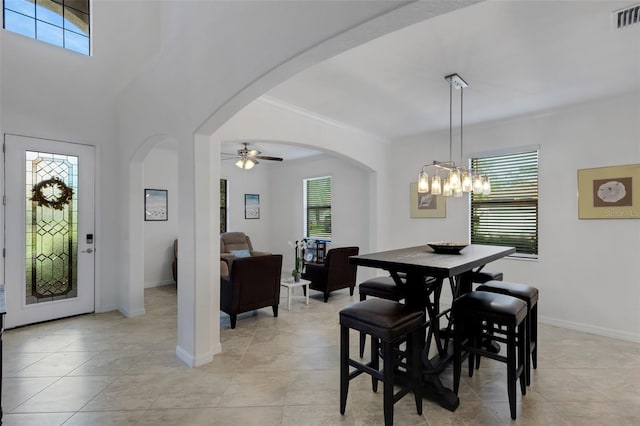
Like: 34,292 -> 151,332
265,0 -> 640,143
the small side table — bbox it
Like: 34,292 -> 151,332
280,277 -> 310,310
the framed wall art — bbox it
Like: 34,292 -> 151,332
244,193 -> 260,219
145,189 -> 168,221
409,183 -> 446,218
578,164 -> 640,219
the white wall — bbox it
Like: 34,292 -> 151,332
385,93 -> 640,341
0,0 -> 480,365
221,152 -> 372,284
269,155 -> 373,283
113,0 -> 447,365
220,160 -> 272,251
0,0 -> 163,312
143,147 -> 179,287
213,95 -> 389,287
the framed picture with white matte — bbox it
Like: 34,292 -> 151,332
409,183 -> 446,218
244,194 -> 260,219
145,189 -> 168,221
578,164 -> 640,219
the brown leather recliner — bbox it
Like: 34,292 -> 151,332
220,254 -> 283,329
220,232 -> 270,264
302,246 -> 359,302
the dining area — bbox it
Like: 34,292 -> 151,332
1,262 -> 637,425
342,242 -> 539,424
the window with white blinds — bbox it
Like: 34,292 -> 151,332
304,176 -> 332,239
470,150 -> 539,257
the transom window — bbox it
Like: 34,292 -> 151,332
470,149 -> 539,258
304,176 -> 332,240
3,0 -> 90,55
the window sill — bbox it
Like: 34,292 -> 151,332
505,254 -> 538,262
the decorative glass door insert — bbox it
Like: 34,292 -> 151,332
5,134 -> 94,328
25,151 -> 78,304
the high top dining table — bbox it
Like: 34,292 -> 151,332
349,244 -> 515,411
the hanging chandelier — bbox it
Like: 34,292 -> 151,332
417,73 -> 491,197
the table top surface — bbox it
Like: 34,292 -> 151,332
350,244 -> 515,278
280,277 -> 311,287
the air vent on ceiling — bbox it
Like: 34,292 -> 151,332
613,4 -> 640,29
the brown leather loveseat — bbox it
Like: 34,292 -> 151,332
220,232 -> 270,263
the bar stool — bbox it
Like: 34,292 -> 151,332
340,299 -> 425,426
453,291 -> 527,420
475,280 -> 539,385
472,267 -> 503,284
470,268 -> 503,354
358,276 -> 437,357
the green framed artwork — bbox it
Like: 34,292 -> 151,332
578,164 -> 640,219
410,183 -> 446,218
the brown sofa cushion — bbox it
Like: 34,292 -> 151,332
220,233 -> 270,266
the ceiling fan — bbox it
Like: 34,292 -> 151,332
222,143 -> 284,170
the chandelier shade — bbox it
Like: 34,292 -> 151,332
417,73 -> 491,197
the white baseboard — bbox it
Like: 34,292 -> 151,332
144,280 -> 175,288
540,316 -> 640,343
118,306 -> 146,318
176,345 -> 215,367
95,304 -> 118,313
212,341 -> 222,356
439,295 -> 639,343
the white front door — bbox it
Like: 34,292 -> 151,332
3,134 -> 95,328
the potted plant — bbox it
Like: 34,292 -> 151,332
289,239 -> 307,282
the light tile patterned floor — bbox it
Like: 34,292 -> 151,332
2,285 -> 639,425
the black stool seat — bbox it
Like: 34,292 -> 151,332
340,299 -> 425,425
453,291 -> 527,420
477,280 -> 538,305
472,270 -> 504,283
476,280 -> 539,386
455,291 -> 527,324
341,298 -> 424,341
359,277 -> 404,301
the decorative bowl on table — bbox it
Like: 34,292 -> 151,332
427,242 -> 468,254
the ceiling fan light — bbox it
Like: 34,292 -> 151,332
235,158 -> 256,170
